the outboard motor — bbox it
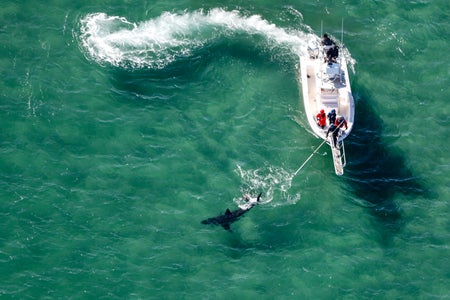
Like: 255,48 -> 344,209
307,42 -> 319,59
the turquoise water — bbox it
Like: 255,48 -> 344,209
1,1 -> 449,298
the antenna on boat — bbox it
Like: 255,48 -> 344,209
320,20 -> 323,38
340,18 -> 346,79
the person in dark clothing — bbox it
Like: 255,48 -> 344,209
327,45 -> 339,62
326,123 -> 339,148
322,34 -> 333,46
322,34 -> 339,62
327,109 -> 336,125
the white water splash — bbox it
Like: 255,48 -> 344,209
235,164 -> 300,207
79,8 -> 317,69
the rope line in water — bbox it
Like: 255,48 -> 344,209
293,139 -> 327,176
293,121 -> 345,176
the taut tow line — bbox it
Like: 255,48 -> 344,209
293,139 -> 327,176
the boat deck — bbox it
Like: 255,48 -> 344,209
299,40 -> 354,176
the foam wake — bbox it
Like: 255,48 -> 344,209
235,164 -> 301,207
79,8 -> 316,69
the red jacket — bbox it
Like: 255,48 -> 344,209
316,112 -> 326,127
335,118 -> 348,130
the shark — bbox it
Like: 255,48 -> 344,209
201,193 -> 262,231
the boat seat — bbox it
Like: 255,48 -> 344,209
321,94 -> 338,105
322,100 -> 338,105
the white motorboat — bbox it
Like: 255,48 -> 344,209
299,35 -> 355,176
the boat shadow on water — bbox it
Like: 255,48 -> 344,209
344,83 -> 428,243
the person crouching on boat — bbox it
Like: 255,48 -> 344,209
335,116 -> 348,131
327,45 -> 339,62
316,109 -> 327,129
327,116 -> 348,148
322,34 -> 333,46
321,34 -> 339,62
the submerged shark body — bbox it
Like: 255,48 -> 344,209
201,193 -> 261,231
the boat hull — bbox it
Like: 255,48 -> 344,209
299,40 -> 355,175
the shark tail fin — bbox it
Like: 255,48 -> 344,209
257,192 -> 262,202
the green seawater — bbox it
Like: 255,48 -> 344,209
1,1 -> 449,298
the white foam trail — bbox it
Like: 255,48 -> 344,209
79,9 -> 317,69
235,164 -> 301,207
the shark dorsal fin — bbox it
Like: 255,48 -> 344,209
225,209 -> 231,215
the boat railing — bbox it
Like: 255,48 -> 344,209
340,141 -> 346,168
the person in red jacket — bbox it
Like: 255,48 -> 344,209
316,109 -> 327,129
335,116 -> 348,130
